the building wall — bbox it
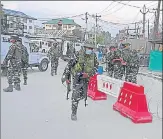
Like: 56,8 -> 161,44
44,24 -> 77,31
6,15 -> 35,35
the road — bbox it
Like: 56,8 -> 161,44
1,59 -> 162,139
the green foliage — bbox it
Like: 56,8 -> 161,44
96,34 -> 104,45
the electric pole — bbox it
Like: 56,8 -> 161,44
152,0 -> 161,50
148,19 -> 149,39
95,13 -> 101,48
140,5 -> 149,39
85,12 -> 88,41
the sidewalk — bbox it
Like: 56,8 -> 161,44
139,67 -> 162,80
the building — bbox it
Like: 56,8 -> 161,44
43,18 -> 81,33
1,8 -> 37,35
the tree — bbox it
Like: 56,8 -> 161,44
72,28 -> 84,41
96,34 -> 104,45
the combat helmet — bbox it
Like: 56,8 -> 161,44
83,42 -> 95,50
10,35 -> 19,41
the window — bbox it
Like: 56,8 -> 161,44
29,26 -> 32,29
23,18 -> 27,23
46,24 -> 51,27
16,17 -> 20,22
29,19 -> 32,23
9,16 -> 14,21
63,25 -> 67,28
9,23 -> 14,28
24,25 -> 27,29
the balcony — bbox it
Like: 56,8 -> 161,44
1,19 -> 24,36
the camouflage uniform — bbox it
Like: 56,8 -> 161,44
3,36 -> 22,92
20,41 -> 29,85
125,50 -> 140,83
47,43 -> 59,76
121,46 -> 132,81
62,44 -> 99,121
106,46 -> 116,77
112,48 -> 124,80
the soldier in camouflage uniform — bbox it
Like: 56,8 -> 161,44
18,38 -> 29,85
106,46 -> 116,77
112,47 -> 124,80
62,44 -> 99,121
47,42 -> 59,76
121,43 -> 132,81
3,35 -> 22,92
125,49 -> 140,83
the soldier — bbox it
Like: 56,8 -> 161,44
47,42 -> 59,76
121,43 -> 132,81
106,46 -> 116,77
125,49 -> 140,83
112,46 -> 124,80
62,43 -> 99,121
18,38 -> 29,85
3,35 -> 22,92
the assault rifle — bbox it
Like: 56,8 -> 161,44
61,73 -> 71,100
73,71 -> 88,107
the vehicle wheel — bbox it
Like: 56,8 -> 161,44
38,59 -> 49,72
42,49 -> 45,53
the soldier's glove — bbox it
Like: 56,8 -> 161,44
82,73 -> 89,78
66,80 -> 71,84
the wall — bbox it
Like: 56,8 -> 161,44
7,15 -> 35,35
125,38 -> 151,54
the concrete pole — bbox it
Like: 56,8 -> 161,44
140,5 -> 149,39
95,13 -> 101,48
152,0 -> 161,50
85,12 -> 88,41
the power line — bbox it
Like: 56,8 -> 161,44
104,1 -> 122,13
89,13 -> 141,26
98,1 -> 114,14
102,1 -> 131,16
37,13 -> 84,21
113,1 -> 161,11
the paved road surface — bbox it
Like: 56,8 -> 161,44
1,59 -> 162,139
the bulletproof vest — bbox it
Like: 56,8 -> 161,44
13,43 -> 22,61
51,47 -> 59,58
114,49 -> 121,59
122,48 -> 131,62
72,53 -> 94,76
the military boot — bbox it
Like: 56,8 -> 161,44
3,84 -> 13,92
14,82 -> 16,88
24,80 -> 27,85
15,83 -> 21,91
55,70 -> 57,75
51,72 -> 54,76
71,113 -> 77,121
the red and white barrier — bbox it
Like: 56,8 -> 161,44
97,75 -> 124,98
87,74 -> 107,100
113,81 -> 152,123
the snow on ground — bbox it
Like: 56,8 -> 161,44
1,59 -> 162,139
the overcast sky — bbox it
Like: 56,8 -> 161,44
1,1 -> 161,37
